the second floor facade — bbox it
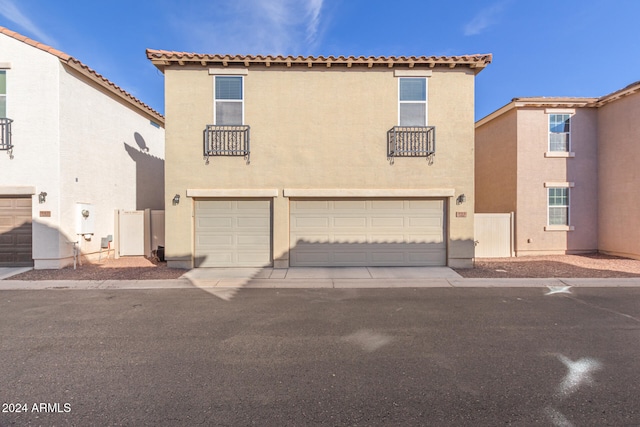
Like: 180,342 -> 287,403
148,52 -> 491,191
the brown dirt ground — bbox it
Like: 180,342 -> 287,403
10,256 -> 186,281
7,253 -> 640,281
455,253 -> 640,278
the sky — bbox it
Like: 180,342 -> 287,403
1,0 -> 639,120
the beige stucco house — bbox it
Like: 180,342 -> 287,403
147,51 -> 491,269
475,80 -> 640,259
0,27 -> 165,268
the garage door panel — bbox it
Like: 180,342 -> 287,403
198,218 -> 233,229
334,217 -> 367,227
197,200 -> 233,211
371,200 -> 404,210
334,200 -> 367,209
0,197 -> 33,266
334,251 -> 367,263
371,252 -> 405,263
371,217 -> 404,227
197,234 -> 234,246
237,216 -> 270,228
408,216 -> 442,227
237,235 -> 270,245
333,234 -> 369,243
408,199 -> 443,209
195,199 -> 271,267
406,235 -> 444,244
290,199 -> 446,267
369,234 -> 405,243
294,200 -> 329,210
295,217 -> 330,228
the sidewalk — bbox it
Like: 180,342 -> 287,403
1,266 -> 640,290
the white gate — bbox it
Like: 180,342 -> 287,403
118,210 -> 145,256
474,213 -> 514,258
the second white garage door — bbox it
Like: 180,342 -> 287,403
290,199 -> 446,267
195,199 -> 271,267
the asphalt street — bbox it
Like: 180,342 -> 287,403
1,286 -> 639,426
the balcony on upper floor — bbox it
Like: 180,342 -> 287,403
387,126 -> 435,162
0,118 -> 13,158
204,125 -> 250,164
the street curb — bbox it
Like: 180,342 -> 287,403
1,277 -> 640,290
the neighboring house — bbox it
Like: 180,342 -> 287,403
475,81 -> 640,259
0,27 -> 165,269
147,50 -> 492,269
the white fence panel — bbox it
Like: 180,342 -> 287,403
474,213 -> 513,258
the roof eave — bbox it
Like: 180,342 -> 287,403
146,50 -> 492,73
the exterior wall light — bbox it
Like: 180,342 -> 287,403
38,191 -> 47,204
456,194 -> 466,205
172,194 -> 180,205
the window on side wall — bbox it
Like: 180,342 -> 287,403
548,114 -> 570,152
0,70 -> 6,118
215,76 -> 243,125
399,78 -> 427,126
548,187 -> 569,226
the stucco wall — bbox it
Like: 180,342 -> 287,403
0,32 -> 165,268
475,108 -> 517,213
58,64 -> 165,265
515,108 -> 598,255
0,33 -> 62,266
597,91 -> 640,259
164,65 -> 476,267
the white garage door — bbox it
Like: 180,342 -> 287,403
290,199 -> 446,267
195,199 -> 271,267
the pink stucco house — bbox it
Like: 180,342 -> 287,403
475,80 -> 640,260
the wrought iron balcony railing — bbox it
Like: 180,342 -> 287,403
204,125 -> 250,164
0,118 -> 13,157
387,126 -> 435,162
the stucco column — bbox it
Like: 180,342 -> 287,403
272,192 -> 290,268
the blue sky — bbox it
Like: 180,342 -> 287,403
1,0 -> 639,120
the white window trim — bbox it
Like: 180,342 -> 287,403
545,184 -> 575,231
397,77 -> 428,126
213,75 -> 245,125
0,70 -> 6,118
547,112 -> 573,153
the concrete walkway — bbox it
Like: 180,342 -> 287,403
1,266 -> 640,290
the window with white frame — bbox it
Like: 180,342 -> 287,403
214,76 -> 243,125
399,78 -> 427,126
548,187 -> 569,225
549,114 -> 570,152
0,70 -> 6,118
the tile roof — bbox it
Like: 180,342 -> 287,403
0,26 -> 164,125
146,50 -> 492,73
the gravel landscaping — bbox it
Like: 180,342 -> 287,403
455,253 -> 640,278
5,252 -> 640,280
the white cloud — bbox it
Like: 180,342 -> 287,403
176,0 -> 325,54
463,0 -> 510,36
0,0 -> 57,45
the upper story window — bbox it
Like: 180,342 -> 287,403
549,113 -> 570,152
548,187 -> 569,226
215,76 -> 243,125
0,70 -> 6,118
399,78 -> 427,126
